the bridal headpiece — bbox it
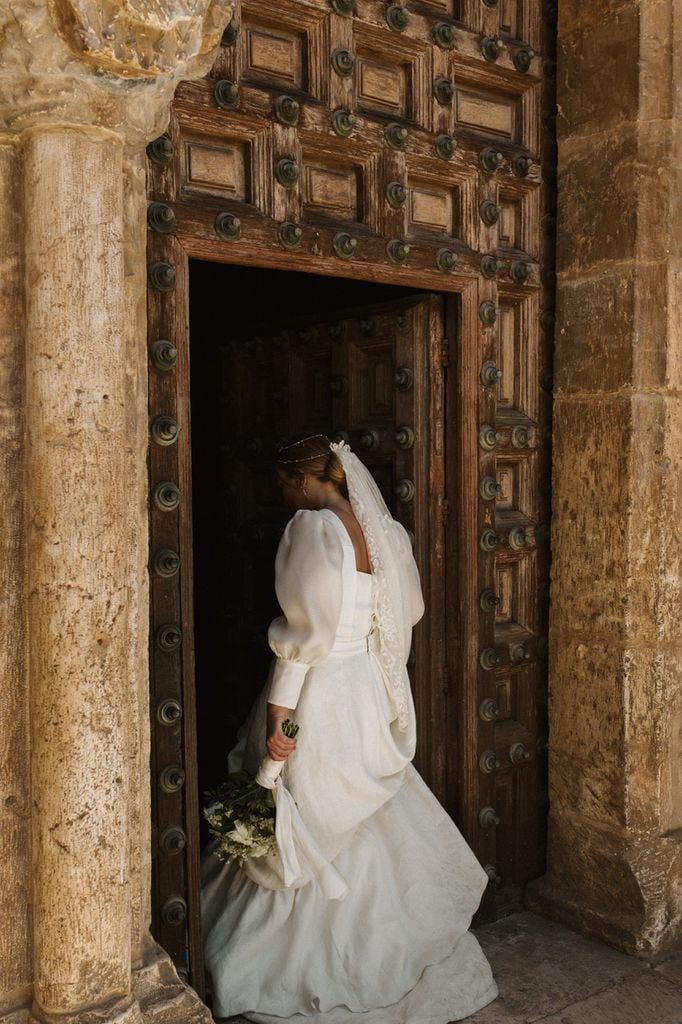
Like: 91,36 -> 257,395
276,434 -> 331,464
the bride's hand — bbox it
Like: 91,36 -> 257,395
266,703 -> 297,761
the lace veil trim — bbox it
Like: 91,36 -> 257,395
330,440 -> 413,732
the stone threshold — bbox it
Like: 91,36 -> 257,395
0,942 -> 214,1024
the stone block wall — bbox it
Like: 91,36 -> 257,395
525,0 -> 682,955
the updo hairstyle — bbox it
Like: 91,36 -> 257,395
276,433 -> 348,498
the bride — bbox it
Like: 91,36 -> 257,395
200,433 -> 499,1023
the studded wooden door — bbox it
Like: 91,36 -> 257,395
146,0 -> 555,993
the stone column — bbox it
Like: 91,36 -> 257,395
525,0 -> 682,956
25,123 -> 132,1014
0,1 -> 232,1021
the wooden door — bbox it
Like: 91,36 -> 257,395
326,297 -> 449,799
146,0 -> 556,991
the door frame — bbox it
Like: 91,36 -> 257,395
147,230 -> 541,994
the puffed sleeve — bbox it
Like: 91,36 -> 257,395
267,509 -> 345,709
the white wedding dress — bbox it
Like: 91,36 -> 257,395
200,507 -> 499,1023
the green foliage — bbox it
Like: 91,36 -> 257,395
203,772 -> 277,864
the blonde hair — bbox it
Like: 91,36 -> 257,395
276,433 -> 347,496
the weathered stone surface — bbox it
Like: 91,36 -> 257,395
548,638 -> 627,827
535,972 -> 682,1024
558,128 -> 639,273
559,121 -> 675,272
0,0 -> 232,1017
132,942 -> 212,1024
554,273 -> 636,393
557,0 -> 634,37
639,0 -> 675,122
659,648 -> 682,836
623,647 -> 682,832
51,0 -> 229,77
28,995 -> 144,1024
627,395 -> 682,644
555,264 -> 676,394
526,817 -> 682,957
0,1011 -> 31,1024
25,124 -> 132,1014
0,137 -> 31,996
548,642 -> 681,839
553,357 -> 680,652
537,0 -> 682,959
550,397 -> 632,639
671,260 -> 682,384
547,394 -> 682,948
0,0 -> 233,150
632,120 -> 677,263
630,262 -> 675,390
122,151 -> 153,969
557,4 -> 640,139
654,949 -> 682,985
540,815 -> 646,949
555,105 -> 679,401
471,910 -> 647,1022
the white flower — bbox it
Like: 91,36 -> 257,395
247,843 -> 271,859
227,820 -> 255,846
329,440 -> 351,453
204,802 -> 221,819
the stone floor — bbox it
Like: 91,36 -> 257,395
467,911 -> 682,1023
217,910 -> 682,1024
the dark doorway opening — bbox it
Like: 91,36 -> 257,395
188,260 -> 428,850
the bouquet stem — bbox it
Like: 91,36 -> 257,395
255,718 -> 300,790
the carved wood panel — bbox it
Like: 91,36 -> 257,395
146,0 -> 556,987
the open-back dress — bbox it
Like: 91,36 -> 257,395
200,507 -> 499,1023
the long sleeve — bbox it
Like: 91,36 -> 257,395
267,509 -> 345,709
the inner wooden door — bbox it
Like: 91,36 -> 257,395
192,292 -> 449,828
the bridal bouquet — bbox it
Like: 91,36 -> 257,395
203,718 -> 300,865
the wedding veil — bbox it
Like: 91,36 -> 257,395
330,440 -> 418,734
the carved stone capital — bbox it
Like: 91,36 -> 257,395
51,0 -> 231,78
0,0 -> 233,150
